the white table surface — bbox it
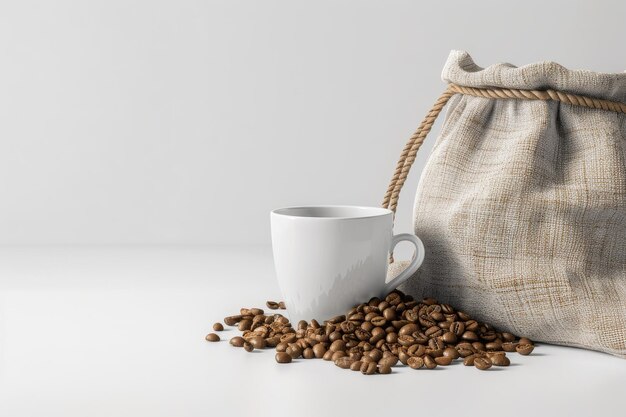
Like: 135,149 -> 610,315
0,246 -> 624,417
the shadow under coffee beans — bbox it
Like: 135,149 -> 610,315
206,289 -> 535,374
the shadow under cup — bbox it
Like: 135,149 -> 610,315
271,205 -> 422,323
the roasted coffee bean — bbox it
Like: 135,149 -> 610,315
275,352 -> 292,363
398,335 -> 417,347
428,348 -> 444,358
386,332 -> 398,344
465,320 -> 479,332
442,331 -> 457,344
428,338 -> 445,351
371,316 -> 387,327
331,351 -> 347,361
379,355 -> 398,368
322,350 -> 334,361
297,320 -> 308,330
518,337 -> 533,345
398,350 -> 410,365
405,309 -> 419,322
435,356 -> 453,366
443,347 -> 460,359
329,340 -> 346,352
516,343 -> 534,355
383,308 -> 396,321
458,347 -> 474,358
360,361 -> 377,375
334,357 -> 355,369
266,301 -> 280,310
223,315 -> 242,326
287,345 -> 302,359
472,342 -> 486,352
340,321 -> 356,333
212,323 -> 224,332
265,336 -> 280,347
423,355 -> 437,369
502,332 -> 516,342
399,323 -> 419,336
243,342 -> 254,352
408,344 -> 426,357
368,349 -> 383,362
238,319 -> 252,331
303,347 -> 314,359
278,301 -> 286,309
426,325 -> 444,338
485,340 -> 502,351
474,357 -> 492,370
370,327 -> 386,343
502,341 -> 518,352
350,360 -> 363,371
248,336 -> 266,349
312,344 -> 327,358
229,336 -> 245,347
463,354 -> 477,366
461,331 -> 479,341
407,356 -> 424,369
249,308 -> 264,316
205,333 -> 220,342
378,364 -> 392,374
489,353 -> 510,366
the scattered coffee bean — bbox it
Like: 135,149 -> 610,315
275,352 -> 292,363
207,290 -> 536,376
516,343 -> 535,355
205,333 -> 220,342
407,356 -> 424,369
278,301 -> 286,309
266,301 -> 280,310
229,336 -> 245,347
474,357 -> 492,370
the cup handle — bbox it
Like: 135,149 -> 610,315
383,233 -> 425,295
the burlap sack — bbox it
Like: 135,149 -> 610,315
387,51 -> 626,357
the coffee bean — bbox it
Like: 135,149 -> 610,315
322,350 -> 334,361
386,333 -> 398,344
518,337 -> 533,345
399,323 -> 419,336
275,352 -> 292,363
248,336 -> 266,349
265,336 -> 280,347
474,357 -> 492,370
378,364 -> 392,374
463,354 -> 477,366
368,349 -> 383,362
243,342 -> 254,352
379,355 -> 398,368
490,353 -> 510,366
278,301 -> 286,309
383,308 -> 396,321
398,335 -> 417,347
276,342 -> 288,352
502,332 -> 516,342
516,343 -> 534,355
329,340 -> 345,352
360,361 -> 377,375
458,347 -> 474,358
485,340 -> 502,351
423,355 -> 437,369
428,337 -> 445,351
223,315 -> 242,326
350,360 -> 363,371
312,344 -> 326,358
443,347 -> 460,359
331,351 -> 346,361
303,347 -> 314,359
371,316 -> 387,327
472,342 -> 486,352
212,323 -> 224,332
425,325 -> 443,338
266,301 -> 279,310
398,350 -> 410,365
334,357 -> 355,369
230,336 -> 245,347
442,331 -> 457,344
461,331 -> 479,341
407,356 -> 424,369
407,344 -> 426,357
238,319 -> 252,331
287,345 -> 302,359
435,356 -> 453,366
205,333 -> 220,342
502,341 -> 518,352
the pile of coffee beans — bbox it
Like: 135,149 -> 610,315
205,290 -> 535,375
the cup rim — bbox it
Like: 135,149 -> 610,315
271,205 -> 392,220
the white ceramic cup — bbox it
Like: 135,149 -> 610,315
271,205 -> 424,323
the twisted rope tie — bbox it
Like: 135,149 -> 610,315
382,83 -> 626,223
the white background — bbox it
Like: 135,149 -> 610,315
1,0 -> 625,245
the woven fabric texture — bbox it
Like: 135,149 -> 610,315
397,51 -> 626,357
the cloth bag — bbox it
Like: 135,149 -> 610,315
386,51 -> 626,357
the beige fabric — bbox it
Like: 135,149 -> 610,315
398,51 -> 626,357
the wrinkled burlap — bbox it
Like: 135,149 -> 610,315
392,51 -> 626,357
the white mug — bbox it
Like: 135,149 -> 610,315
271,205 -> 424,323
